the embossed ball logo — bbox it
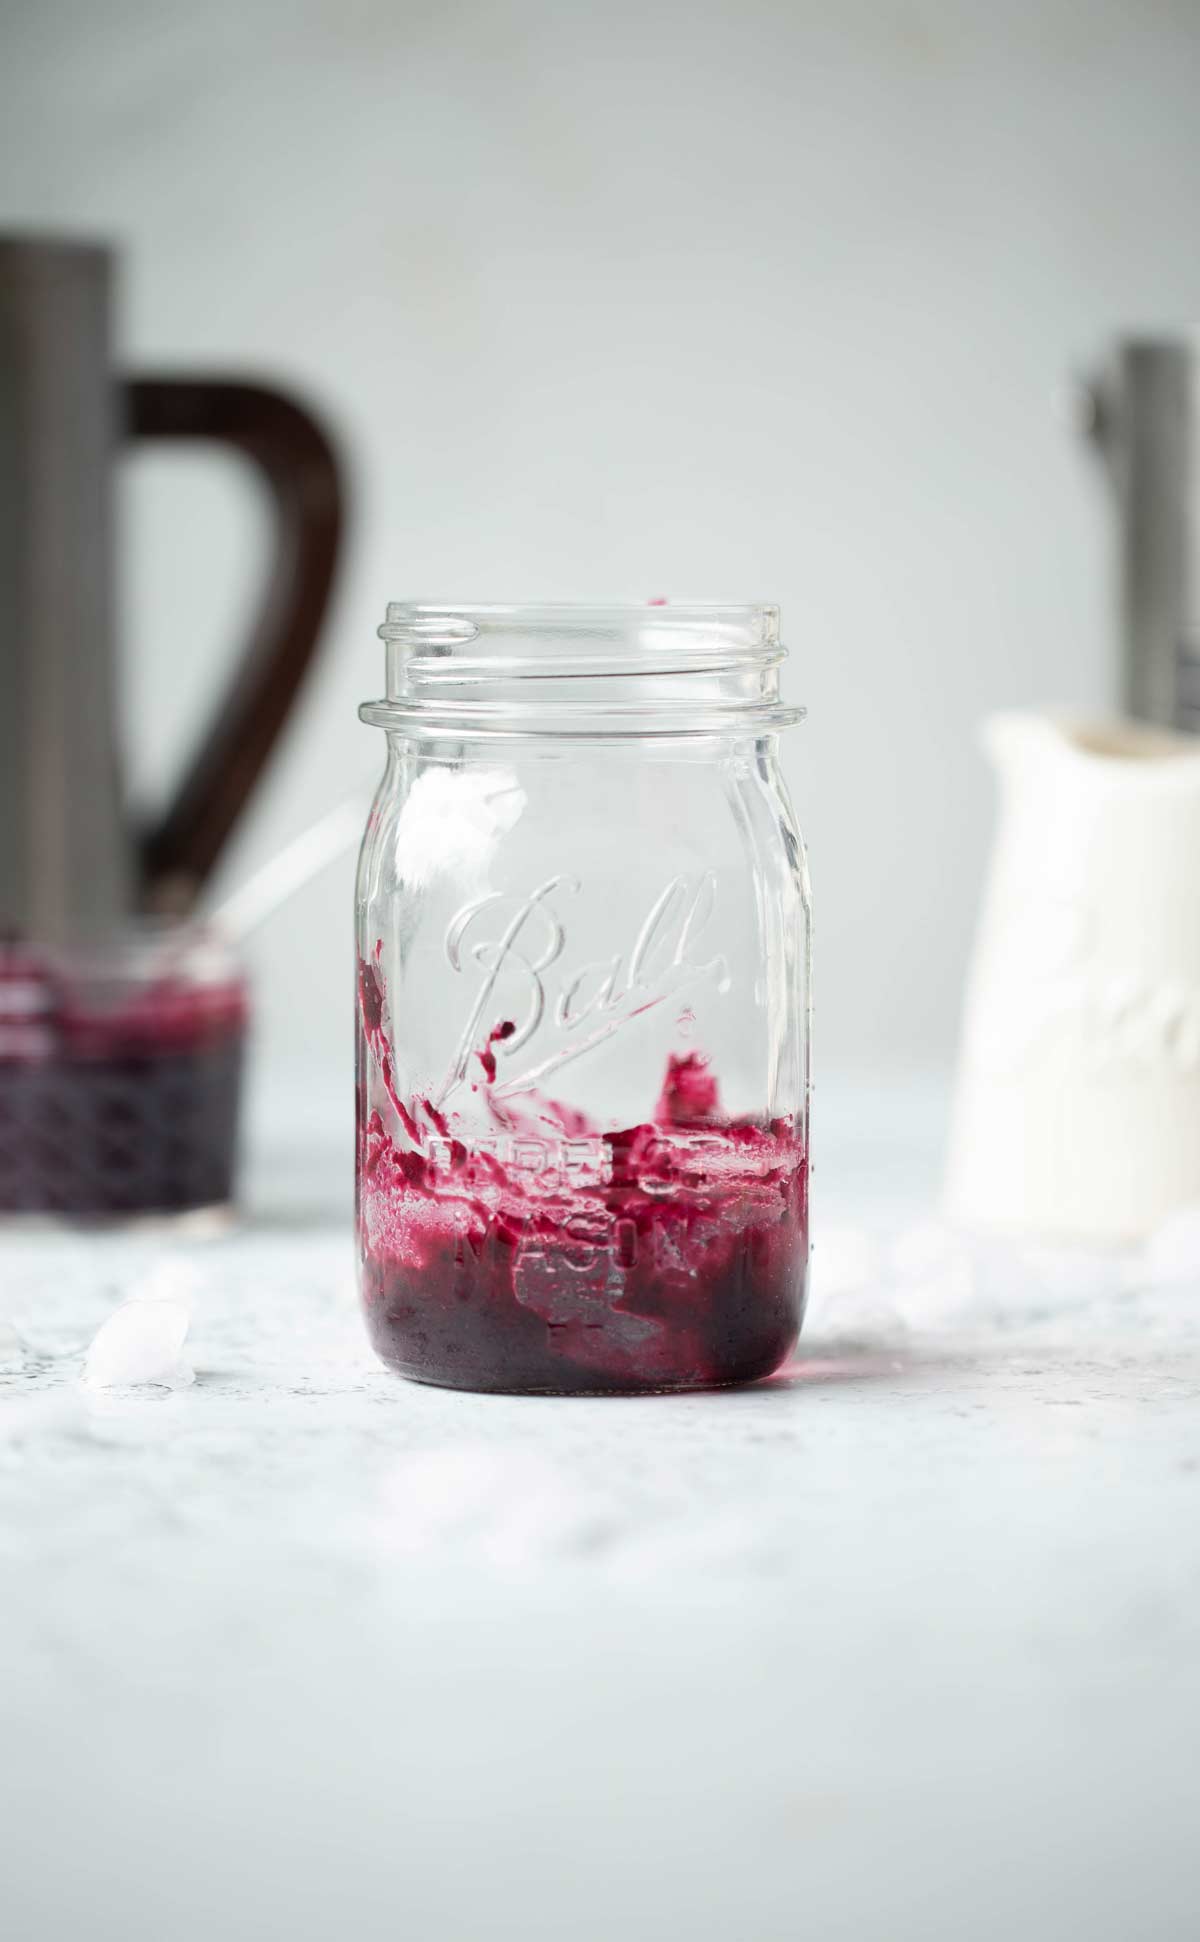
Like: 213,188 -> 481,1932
437,872 -> 730,1107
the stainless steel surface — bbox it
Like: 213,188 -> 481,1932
0,236 -> 130,943
1086,338 -> 1198,730
0,235 -> 344,951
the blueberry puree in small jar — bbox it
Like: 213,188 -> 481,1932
357,957 -> 808,1394
0,932 -> 247,1219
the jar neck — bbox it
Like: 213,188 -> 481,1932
360,602 -> 804,741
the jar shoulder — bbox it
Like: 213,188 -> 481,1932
357,746 -> 809,913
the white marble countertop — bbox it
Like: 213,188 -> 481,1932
3,1074 -> 1199,1941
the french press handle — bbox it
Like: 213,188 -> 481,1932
125,377 -> 343,910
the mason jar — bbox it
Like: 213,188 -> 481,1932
356,602 -> 810,1394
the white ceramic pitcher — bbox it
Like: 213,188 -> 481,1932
947,712 -> 1200,1244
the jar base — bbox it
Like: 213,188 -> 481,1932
369,1331 -> 801,1398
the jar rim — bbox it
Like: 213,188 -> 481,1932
378,599 -> 780,645
364,599 -> 804,738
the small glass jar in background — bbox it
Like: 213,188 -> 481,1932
0,922 -> 247,1221
356,602 -> 811,1394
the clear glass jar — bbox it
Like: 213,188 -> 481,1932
356,602 -> 810,1393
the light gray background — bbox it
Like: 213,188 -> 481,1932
4,0 -> 1198,1112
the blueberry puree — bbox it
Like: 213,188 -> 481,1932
357,956 -> 808,1393
0,943 -> 246,1218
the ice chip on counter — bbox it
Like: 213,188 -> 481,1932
1141,1205 -> 1200,1289
812,1213 -> 1139,1334
82,1298 -> 194,1391
80,1256 -> 199,1391
888,1219 -> 979,1326
804,1224 -> 882,1325
888,1222 -> 1129,1329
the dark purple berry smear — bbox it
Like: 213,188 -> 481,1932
0,943 -> 246,1218
357,955 -> 807,1393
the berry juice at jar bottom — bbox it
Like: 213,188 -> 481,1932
357,961 -> 808,1394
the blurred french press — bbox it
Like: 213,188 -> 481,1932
0,235 -> 343,1217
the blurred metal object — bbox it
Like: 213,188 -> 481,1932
0,238 -> 129,942
0,233 -> 345,949
1084,339 -> 1197,729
